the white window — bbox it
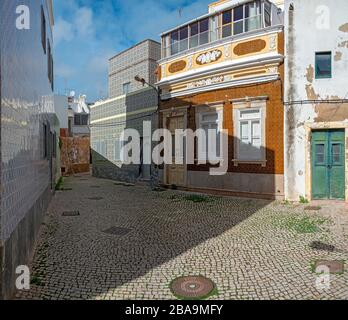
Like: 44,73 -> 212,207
236,108 -> 264,161
197,109 -> 223,161
114,139 -> 123,161
99,141 -> 107,158
123,82 -> 130,95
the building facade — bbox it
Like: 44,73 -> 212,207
284,0 -> 348,202
157,0 -> 285,199
0,0 -> 58,298
91,40 -> 161,183
55,94 -> 91,175
69,94 -> 90,137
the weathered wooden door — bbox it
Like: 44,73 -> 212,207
312,130 -> 345,200
167,116 -> 185,187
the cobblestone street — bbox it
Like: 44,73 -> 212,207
17,174 -> 348,300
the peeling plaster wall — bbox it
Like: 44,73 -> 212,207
284,0 -> 348,201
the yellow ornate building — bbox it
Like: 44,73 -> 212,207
157,0 -> 285,200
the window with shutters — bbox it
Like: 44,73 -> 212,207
197,108 -> 223,161
233,101 -> 266,165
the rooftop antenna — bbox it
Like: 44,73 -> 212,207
64,78 -> 68,96
178,7 -> 183,18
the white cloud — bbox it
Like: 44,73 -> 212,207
53,0 -> 212,101
75,7 -> 94,38
55,63 -> 76,78
54,18 -> 74,45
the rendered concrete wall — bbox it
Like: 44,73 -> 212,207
284,0 -> 348,201
54,95 -> 69,129
60,137 -> 91,175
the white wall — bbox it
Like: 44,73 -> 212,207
284,0 -> 348,201
54,95 -> 69,129
285,0 -> 348,102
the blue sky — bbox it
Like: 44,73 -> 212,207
53,0 -> 212,102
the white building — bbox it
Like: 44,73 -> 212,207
284,0 -> 348,202
54,95 -> 69,129
69,94 -> 90,137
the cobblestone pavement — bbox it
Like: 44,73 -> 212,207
16,174 -> 348,300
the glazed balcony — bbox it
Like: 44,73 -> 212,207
157,0 -> 284,99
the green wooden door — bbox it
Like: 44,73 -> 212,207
312,130 -> 345,200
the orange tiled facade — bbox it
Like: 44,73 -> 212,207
157,0 -> 285,199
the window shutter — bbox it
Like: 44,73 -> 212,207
237,108 -> 263,161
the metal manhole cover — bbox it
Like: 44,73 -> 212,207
310,241 -> 335,252
102,227 -> 132,236
171,276 -> 215,299
58,188 -> 73,191
88,197 -> 104,201
62,211 -> 80,217
314,260 -> 344,274
304,206 -> 322,211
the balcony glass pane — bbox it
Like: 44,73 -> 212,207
245,1 -> 260,18
171,43 -> 179,55
190,22 -> 199,36
222,25 -> 232,38
222,10 -> 232,25
189,34 -> 199,48
245,15 -> 261,32
180,26 -> 188,40
264,2 -> 272,27
199,31 -> 209,45
200,18 -> 209,33
234,5 -> 244,21
171,31 -> 179,43
179,39 -> 188,52
233,20 -> 244,35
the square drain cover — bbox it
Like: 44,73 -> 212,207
62,211 -> 80,217
310,241 -> 335,252
305,206 -> 322,211
103,227 -> 132,236
314,260 -> 344,274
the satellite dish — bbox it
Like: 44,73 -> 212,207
69,90 -> 76,97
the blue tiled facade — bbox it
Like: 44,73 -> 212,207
91,40 -> 160,183
0,0 -> 58,298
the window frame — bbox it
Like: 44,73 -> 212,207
41,6 -> 46,54
315,51 -> 332,79
74,114 -> 89,126
123,82 -> 131,95
314,143 -> 326,166
233,100 -> 267,165
47,40 -> 54,90
43,122 -> 48,159
196,107 -> 223,162
52,131 -> 57,158
114,139 -> 123,161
